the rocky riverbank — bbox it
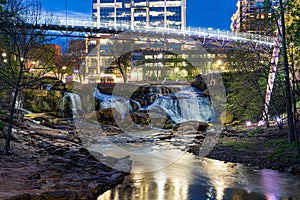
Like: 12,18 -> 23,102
191,124 -> 300,174
0,121 -> 131,200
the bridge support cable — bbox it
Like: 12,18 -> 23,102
262,33 -> 281,124
262,0 -> 285,125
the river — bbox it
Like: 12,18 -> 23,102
96,147 -> 300,200
76,85 -> 300,200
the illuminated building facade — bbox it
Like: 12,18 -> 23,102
92,0 -> 186,30
82,1 -> 228,83
231,0 -> 279,36
80,0 -> 188,83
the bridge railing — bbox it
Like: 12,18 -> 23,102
36,16 -> 276,46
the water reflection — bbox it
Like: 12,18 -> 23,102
261,170 -> 281,200
200,159 -> 239,200
98,152 -> 300,200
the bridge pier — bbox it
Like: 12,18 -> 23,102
262,36 -> 281,124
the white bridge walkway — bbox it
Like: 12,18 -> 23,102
34,16 -> 276,47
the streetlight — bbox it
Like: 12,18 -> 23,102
216,59 -> 222,66
216,59 -> 226,71
1,52 -> 7,63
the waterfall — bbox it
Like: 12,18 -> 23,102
101,99 -> 132,118
69,93 -> 83,115
94,86 -> 214,123
130,99 -> 141,111
145,87 -> 214,123
94,88 -> 132,117
59,92 -> 83,117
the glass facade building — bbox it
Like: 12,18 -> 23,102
92,0 -> 186,30
231,0 -> 279,36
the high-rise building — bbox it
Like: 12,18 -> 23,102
92,0 -> 186,30
231,0 -> 279,36
83,1 -> 227,84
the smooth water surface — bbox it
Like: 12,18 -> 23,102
84,86 -> 299,200
97,150 -> 300,200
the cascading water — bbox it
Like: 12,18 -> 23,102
145,87 -> 214,123
94,86 -> 214,124
94,88 -> 132,117
129,99 -> 141,111
58,92 -> 83,117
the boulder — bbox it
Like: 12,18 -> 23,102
290,163 -> 300,175
119,108 -> 173,130
129,110 -> 151,125
33,89 -> 49,97
24,89 -> 63,113
52,81 -> 65,91
65,81 -> 74,91
173,120 -> 209,132
40,190 -> 77,200
220,111 -> 234,124
87,182 -> 103,194
130,85 -> 173,107
191,74 -> 207,91
96,108 -> 121,126
129,99 -> 141,111
97,83 -> 116,94
160,86 -> 172,95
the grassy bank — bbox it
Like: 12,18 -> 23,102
206,125 -> 300,172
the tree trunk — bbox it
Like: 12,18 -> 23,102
279,0 -> 295,143
3,62 -> 24,154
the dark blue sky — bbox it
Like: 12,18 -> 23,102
41,0 -> 238,30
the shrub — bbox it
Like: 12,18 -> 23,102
0,120 -> 4,131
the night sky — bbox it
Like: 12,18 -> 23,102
41,0 -> 238,30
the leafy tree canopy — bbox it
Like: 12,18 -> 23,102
286,0 -> 300,46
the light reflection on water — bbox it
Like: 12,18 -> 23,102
97,150 -> 300,200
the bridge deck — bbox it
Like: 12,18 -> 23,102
32,17 -> 275,47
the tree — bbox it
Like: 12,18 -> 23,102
25,44 -> 61,78
224,50 -> 263,121
285,0 -> 300,153
222,47 -> 286,123
55,53 -> 75,81
0,0 -> 53,154
264,0 -> 299,152
113,52 -> 131,83
286,0 -> 300,47
66,39 -> 86,83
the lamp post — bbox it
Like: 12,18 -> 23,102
2,52 -> 7,63
216,59 -> 222,66
216,59 -> 225,72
